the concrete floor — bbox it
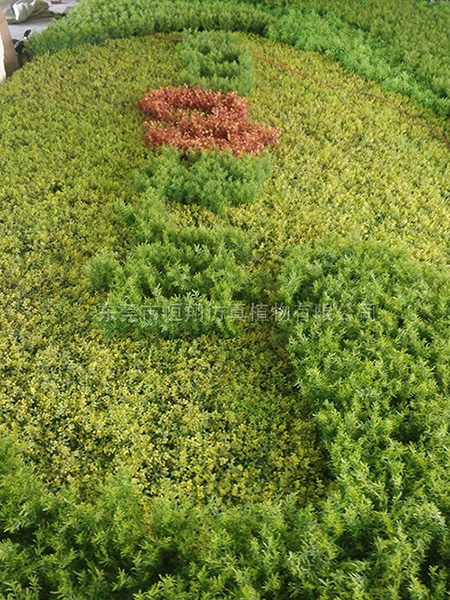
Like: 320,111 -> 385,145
8,0 -> 79,41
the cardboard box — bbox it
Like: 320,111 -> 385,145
0,7 -> 19,78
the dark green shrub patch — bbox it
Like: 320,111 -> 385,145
138,147 -> 270,214
88,251 -> 121,292
95,233 -> 255,338
178,30 -> 255,95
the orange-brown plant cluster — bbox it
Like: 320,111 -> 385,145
139,85 -> 280,156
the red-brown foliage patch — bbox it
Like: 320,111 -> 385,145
139,85 -> 280,156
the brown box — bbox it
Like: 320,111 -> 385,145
0,7 -> 19,77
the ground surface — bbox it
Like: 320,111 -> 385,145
8,0 -> 78,41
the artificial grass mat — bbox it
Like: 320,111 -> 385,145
1,32 -> 450,596
2,28 -> 450,501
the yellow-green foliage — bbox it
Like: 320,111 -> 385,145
237,35 -> 450,269
0,36 -> 325,505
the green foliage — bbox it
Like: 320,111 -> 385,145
95,194 -> 256,338
268,7 -> 450,115
24,0 -> 450,117
0,433 -> 164,598
0,439 -> 325,599
140,147 -> 270,214
24,0 -> 274,57
178,30 -> 255,95
279,238 -> 450,419
277,238 -> 450,597
88,251 -> 121,292
286,0 -> 450,106
90,145 -> 269,338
